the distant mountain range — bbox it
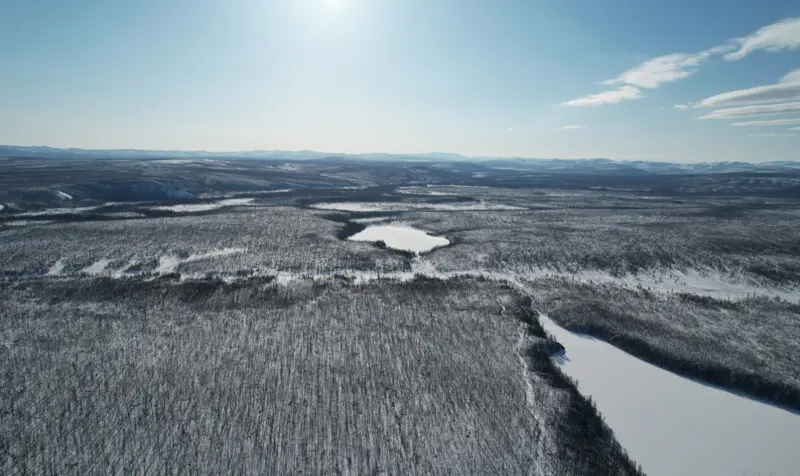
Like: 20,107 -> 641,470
2,145 -> 799,175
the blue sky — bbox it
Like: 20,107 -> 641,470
1,0 -> 799,162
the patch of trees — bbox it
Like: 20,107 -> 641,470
536,279 -> 800,411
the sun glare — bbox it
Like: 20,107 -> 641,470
323,0 -> 349,10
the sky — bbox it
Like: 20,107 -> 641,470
1,0 -> 799,162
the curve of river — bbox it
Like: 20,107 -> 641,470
539,313 -> 800,476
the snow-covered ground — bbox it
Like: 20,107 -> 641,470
150,198 -> 255,213
36,250 -> 800,304
12,206 -> 99,217
539,313 -> 800,476
311,201 -> 525,212
155,159 -> 197,164
155,248 -> 247,274
2,220 -> 55,227
81,259 -> 112,275
46,260 -> 65,276
396,188 -> 453,196
569,268 -> 800,303
348,225 -> 450,253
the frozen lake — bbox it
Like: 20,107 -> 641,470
348,225 -> 449,253
312,201 -> 524,212
539,313 -> 800,476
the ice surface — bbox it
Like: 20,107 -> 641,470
348,225 -> 449,253
150,198 -> 255,213
312,201 -> 524,212
539,313 -> 800,476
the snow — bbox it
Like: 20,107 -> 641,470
311,201 -> 525,212
81,259 -> 111,275
539,313 -> 800,476
572,268 -> 800,303
151,198 -> 255,213
351,216 -> 392,225
157,159 -> 196,164
396,188 -> 453,196
3,220 -> 54,227
54,191 -> 73,200
156,256 -> 183,274
15,206 -> 98,217
47,259 -> 65,276
348,225 -> 450,253
155,248 -> 246,274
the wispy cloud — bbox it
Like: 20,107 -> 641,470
605,48 -> 726,89
698,101 -> 800,119
695,69 -> 800,108
674,104 -> 689,110
732,118 -> 800,127
561,125 -> 582,130
562,85 -> 643,107
562,17 -> 800,108
747,131 -> 799,137
725,17 -> 800,61
782,69 -> 800,83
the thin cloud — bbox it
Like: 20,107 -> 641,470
747,131 -> 799,137
562,85 -> 643,107
782,69 -> 800,83
674,104 -> 689,110
604,48 -> 725,89
695,69 -> 800,108
561,125 -> 582,130
698,101 -> 800,119
561,17 -> 799,108
725,17 -> 800,61
732,118 -> 800,127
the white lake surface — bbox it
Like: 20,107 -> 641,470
348,225 -> 449,253
538,313 -> 800,476
312,201 -> 524,212
151,198 -> 254,213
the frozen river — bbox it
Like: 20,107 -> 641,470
539,313 -> 800,476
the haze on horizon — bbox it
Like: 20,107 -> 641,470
1,0 -> 799,162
